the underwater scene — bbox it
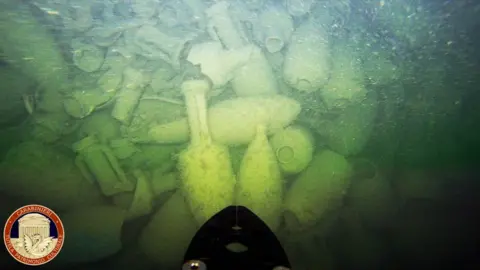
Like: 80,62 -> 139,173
0,0 -> 479,269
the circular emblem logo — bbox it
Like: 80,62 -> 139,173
3,204 -> 64,266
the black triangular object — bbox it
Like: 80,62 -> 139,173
183,205 -> 291,270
